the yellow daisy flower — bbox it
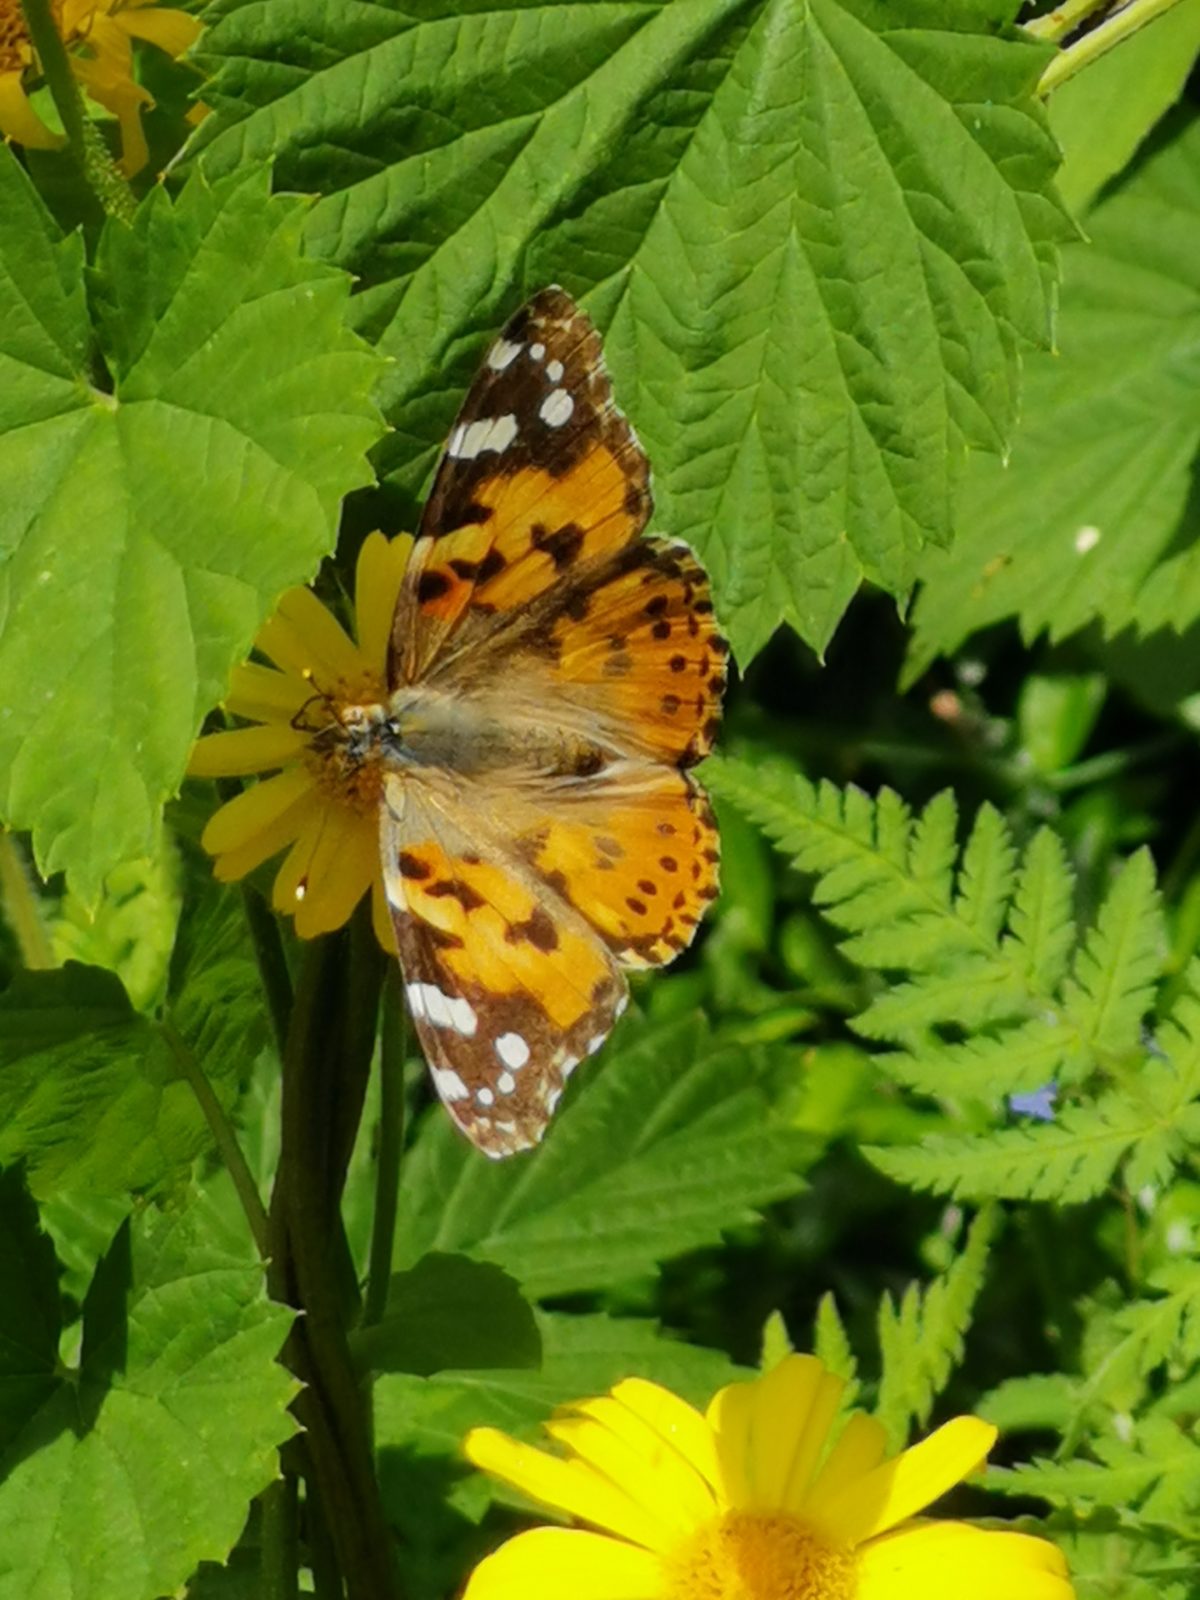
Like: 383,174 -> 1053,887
462,1354 -> 1074,1600
0,0 -> 200,175
188,534 -> 415,953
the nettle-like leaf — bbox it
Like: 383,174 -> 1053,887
393,1012 -> 810,1298
0,1192 -> 296,1600
0,893 -> 267,1200
0,151 -> 384,901
907,108 -> 1200,679
190,0 -> 1067,659
706,756 -> 1198,1205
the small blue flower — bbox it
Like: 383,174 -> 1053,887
1008,1084 -> 1057,1122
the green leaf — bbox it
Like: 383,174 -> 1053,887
0,963 -> 226,1201
1047,0 -> 1200,216
0,1197 -> 296,1600
874,1204 -> 997,1447
355,1254 -> 540,1377
907,109 -> 1200,678
0,1168 -> 62,1450
812,1293 -> 859,1408
1063,851 -> 1163,1061
0,157 -> 384,901
393,1013 -> 810,1299
191,0 -> 1066,659
374,1310 -> 739,1460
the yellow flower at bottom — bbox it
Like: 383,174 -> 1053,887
187,534 -> 415,950
0,0 -> 201,175
462,1355 -> 1074,1600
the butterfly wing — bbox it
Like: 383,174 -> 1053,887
379,758 -> 718,1157
380,774 -> 628,1157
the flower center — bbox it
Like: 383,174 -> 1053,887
0,0 -> 67,70
299,679 -> 393,816
664,1511 -> 855,1600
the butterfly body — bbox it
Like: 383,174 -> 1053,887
370,288 -> 726,1158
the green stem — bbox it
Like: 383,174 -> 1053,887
161,1018 -> 271,1259
1022,0 -> 1112,43
259,1477 -> 299,1600
362,969 -> 407,1330
1031,0 -> 1191,94
269,915 -> 397,1600
19,0 -> 136,222
0,833 -> 56,970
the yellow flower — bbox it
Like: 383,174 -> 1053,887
0,0 -> 201,175
188,533 -> 415,953
462,1355 -> 1074,1600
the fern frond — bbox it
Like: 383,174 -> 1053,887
813,1292 -> 858,1402
1063,850 -> 1163,1061
707,755 -> 1200,1208
874,1206 -> 997,1449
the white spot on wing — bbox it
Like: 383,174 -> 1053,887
1074,525 -> 1101,554
587,1033 -> 606,1056
530,342 -> 546,361
487,338 -> 522,371
562,1055 -> 580,1078
545,1086 -> 563,1115
498,1071 -> 516,1095
414,984 -> 477,1036
614,994 -> 628,1019
540,389 -> 574,428
477,1086 -> 495,1107
447,414 -> 520,460
432,1065 -> 469,1102
546,358 -> 564,382
495,1031 -> 530,1069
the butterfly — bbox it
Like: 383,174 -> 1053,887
366,288 -> 726,1157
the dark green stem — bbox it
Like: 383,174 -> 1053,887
19,0 -> 136,222
362,968 -> 407,1330
259,1477 -> 299,1600
269,910 -> 397,1600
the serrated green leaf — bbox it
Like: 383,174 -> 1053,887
812,1293 -> 858,1407
393,1012 -> 809,1299
0,1168 -> 61,1450
1063,851 -> 1162,1060
907,109 -> 1200,677
0,1197 -> 296,1600
374,1310 -> 739,1460
355,1254 -> 540,1378
0,160 -> 384,901
1047,0 -> 1200,216
0,963 -> 225,1201
191,0 -> 1065,659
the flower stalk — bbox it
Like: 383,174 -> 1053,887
18,0 -> 134,219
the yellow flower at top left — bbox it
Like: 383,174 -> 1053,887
0,0 -> 201,175
188,534 -> 416,953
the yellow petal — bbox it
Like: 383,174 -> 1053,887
202,765 -> 315,855
609,1378 -> 723,1503
464,1429 -> 676,1554
803,1412 -> 889,1522
546,1397 -> 715,1538
462,1527 -> 661,1600
857,1520 -> 1073,1600
0,72 -> 64,149
188,724 -> 307,778
743,1355 -> 843,1511
291,808 -> 376,938
356,532 -> 414,677
371,875 -> 398,954
114,7 -> 202,56
224,661 -> 311,722
705,1378 -> 754,1510
257,586 -> 364,687
818,1416 -> 997,1546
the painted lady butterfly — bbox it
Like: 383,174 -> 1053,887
355,288 -> 725,1157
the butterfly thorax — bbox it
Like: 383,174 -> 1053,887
333,687 -> 608,782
